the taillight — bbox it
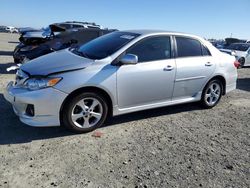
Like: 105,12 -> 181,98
234,60 -> 240,68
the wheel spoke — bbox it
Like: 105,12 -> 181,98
91,112 -> 102,120
77,99 -> 88,112
89,100 -> 99,111
72,113 -> 83,122
205,94 -> 211,99
213,84 -> 219,92
83,117 -> 90,128
214,93 -> 219,99
208,96 -> 213,104
209,85 -> 214,92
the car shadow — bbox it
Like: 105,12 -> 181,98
0,92 -> 203,145
105,102 -> 202,127
8,41 -> 19,44
0,62 -> 17,74
0,94 -> 74,145
237,77 -> 250,92
0,50 -> 13,56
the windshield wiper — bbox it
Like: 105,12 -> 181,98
79,51 -> 91,59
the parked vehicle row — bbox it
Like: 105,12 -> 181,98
0,26 -> 19,33
4,30 -> 238,133
220,43 -> 250,67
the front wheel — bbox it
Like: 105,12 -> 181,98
62,92 -> 108,133
201,79 -> 223,108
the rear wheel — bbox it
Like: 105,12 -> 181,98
238,57 -> 245,68
62,92 -> 108,133
201,79 -> 223,108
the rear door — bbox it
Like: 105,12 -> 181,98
173,36 -> 216,100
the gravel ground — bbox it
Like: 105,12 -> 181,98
0,33 -> 249,188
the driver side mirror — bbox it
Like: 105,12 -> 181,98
120,54 -> 138,65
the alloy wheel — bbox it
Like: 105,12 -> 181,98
205,83 -> 221,106
71,97 -> 103,128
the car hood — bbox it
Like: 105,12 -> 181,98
21,49 -> 94,76
23,31 -> 50,39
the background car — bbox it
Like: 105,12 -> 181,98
220,43 -> 250,67
13,23 -> 115,64
5,26 -> 19,33
4,30 -> 237,133
19,21 -> 103,45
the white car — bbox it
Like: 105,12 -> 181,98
4,30 -> 238,133
220,43 -> 250,67
6,26 -> 18,33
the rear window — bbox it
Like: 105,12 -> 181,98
176,37 -> 202,57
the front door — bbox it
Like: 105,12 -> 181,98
117,36 -> 176,108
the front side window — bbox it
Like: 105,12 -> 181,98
176,37 -> 202,57
127,36 -> 171,62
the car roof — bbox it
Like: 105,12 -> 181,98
123,29 -> 199,38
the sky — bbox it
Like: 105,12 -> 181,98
0,0 -> 249,39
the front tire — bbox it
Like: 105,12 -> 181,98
201,79 -> 223,108
62,92 -> 108,133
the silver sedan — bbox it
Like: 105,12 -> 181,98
4,30 -> 238,133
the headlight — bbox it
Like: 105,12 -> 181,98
24,77 -> 62,90
20,45 -> 38,52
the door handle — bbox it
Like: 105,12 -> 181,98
205,62 -> 213,66
163,65 -> 174,71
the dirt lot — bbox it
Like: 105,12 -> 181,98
0,33 -> 249,188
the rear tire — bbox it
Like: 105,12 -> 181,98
201,79 -> 223,109
238,57 -> 245,68
62,92 -> 108,133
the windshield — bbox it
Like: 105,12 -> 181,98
73,31 -> 140,60
226,43 -> 250,51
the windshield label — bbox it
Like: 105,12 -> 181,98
120,35 -> 136,40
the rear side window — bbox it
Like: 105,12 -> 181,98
72,24 -> 84,28
176,37 -> 202,57
59,24 -> 72,29
127,36 -> 171,62
202,44 -> 211,56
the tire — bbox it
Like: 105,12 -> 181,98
14,58 -> 21,64
201,79 -> 223,109
238,57 -> 245,68
62,92 -> 108,133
